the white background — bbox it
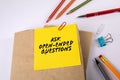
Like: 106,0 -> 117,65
0,0 -> 120,80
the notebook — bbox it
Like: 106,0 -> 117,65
11,25 -> 92,80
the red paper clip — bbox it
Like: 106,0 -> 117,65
58,22 -> 67,31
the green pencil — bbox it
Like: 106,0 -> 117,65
67,0 -> 92,15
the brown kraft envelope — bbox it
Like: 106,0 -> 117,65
11,26 -> 92,80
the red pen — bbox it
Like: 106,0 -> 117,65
77,8 -> 120,18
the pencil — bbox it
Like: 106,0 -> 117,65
46,0 -> 65,23
95,58 -> 111,80
55,0 -> 75,19
99,55 -> 120,80
67,0 -> 92,15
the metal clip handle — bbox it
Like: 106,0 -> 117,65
104,33 -> 113,43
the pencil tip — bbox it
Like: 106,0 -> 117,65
46,19 -> 50,23
95,58 -> 99,64
77,15 -> 86,18
46,21 -> 48,23
55,16 -> 59,20
66,13 -> 69,15
66,12 -> 71,15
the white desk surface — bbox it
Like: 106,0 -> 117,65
0,0 -> 120,80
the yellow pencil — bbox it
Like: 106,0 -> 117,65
99,55 -> 120,80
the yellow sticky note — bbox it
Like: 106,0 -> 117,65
34,24 -> 81,70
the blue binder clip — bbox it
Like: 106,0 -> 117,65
97,36 -> 106,47
97,33 -> 113,47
